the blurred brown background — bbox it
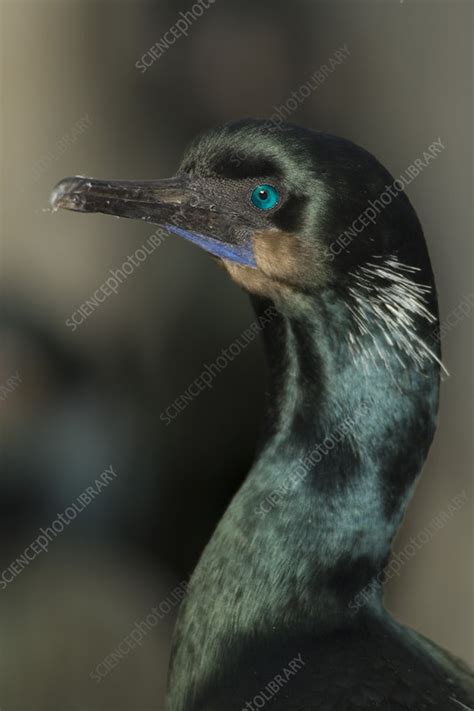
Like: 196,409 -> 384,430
1,1 -> 473,709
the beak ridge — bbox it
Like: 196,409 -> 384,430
50,174 -> 257,268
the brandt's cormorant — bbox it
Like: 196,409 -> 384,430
51,119 -> 474,710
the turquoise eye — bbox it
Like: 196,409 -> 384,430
251,184 -> 280,211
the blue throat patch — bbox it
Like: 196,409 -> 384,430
165,225 -> 256,268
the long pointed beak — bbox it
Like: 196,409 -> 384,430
50,175 -> 256,267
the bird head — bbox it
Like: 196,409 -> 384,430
51,119 -> 438,352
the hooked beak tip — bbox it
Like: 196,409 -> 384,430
50,176 -> 89,212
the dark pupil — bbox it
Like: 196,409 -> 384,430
259,190 -> 268,201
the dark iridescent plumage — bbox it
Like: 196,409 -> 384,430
51,119 -> 473,711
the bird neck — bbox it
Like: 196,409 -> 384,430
247,290 -> 439,590
167,286 -> 439,711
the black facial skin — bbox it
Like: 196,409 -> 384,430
50,119 -> 472,711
